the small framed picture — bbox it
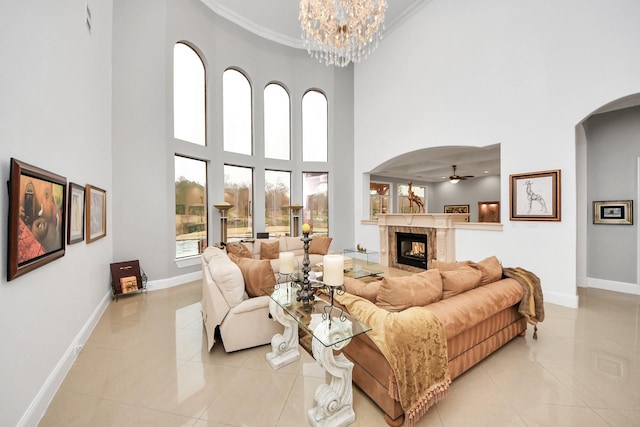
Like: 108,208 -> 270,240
86,184 -> 106,243
444,204 -> 469,214
7,158 -> 66,281
67,183 -> 85,244
509,169 -> 561,221
593,200 -> 633,225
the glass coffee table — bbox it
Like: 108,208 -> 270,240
263,282 -> 371,427
297,262 -> 383,282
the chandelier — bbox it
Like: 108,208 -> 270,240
299,0 -> 388,67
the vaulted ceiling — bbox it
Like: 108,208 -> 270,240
200,0 -> 429,49
200,0 -> 500,183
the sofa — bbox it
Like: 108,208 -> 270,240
201,235 -> 333,352
225,235 -> 333,275
334,257 -> 541,426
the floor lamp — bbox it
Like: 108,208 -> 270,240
214,202 -> 233,244
287,204 -> 303,237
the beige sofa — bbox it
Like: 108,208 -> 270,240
338,258 -> 536,426
201,236 -> 332,352
230,236 -> 330,274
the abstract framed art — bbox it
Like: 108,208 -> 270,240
593,200 -> 633,225
86,184 -> 107,243
7,158 -> 66,281
509,169 -> 561,221
444,204 -> 469,214
67,182 -> 85,244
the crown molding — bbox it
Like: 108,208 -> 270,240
200,0 -> 305,50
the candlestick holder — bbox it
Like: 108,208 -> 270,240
318,283 -> 346,328
296,230 -> 314,306
274,280 -> 296,307
277,272 -> 296,284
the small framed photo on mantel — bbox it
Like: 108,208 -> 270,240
593,200 -> 633,225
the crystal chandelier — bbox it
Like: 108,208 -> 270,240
299,0 -> 387,67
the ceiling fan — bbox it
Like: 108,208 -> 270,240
449,165 -> 474,184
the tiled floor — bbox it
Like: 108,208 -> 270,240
40,281 -> 640,426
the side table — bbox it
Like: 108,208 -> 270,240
263,283 -> 371,427
343,248 -> 380,265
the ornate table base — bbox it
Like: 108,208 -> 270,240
266,298 -> 300,370
263,283 -> 369,427
307,319 -> 355,427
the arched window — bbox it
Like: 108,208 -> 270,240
173,43 -> 205,146
302,90 -> 328,162
264,83 -> 291,160
223,69 -> 252,155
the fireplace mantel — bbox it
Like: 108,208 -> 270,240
378,213 -> 468,229
378,213 -> 467,271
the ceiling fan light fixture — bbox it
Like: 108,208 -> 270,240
449,178 -> 460,184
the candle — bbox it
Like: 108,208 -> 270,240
302,223 -> 311,233
323,254 -> 344,286
279,252 -> 295,275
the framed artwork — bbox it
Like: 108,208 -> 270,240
67,183 -> 85,244
509,169 -> 561,221
444,204 -> 469,214
86,184 -> 106,243
7,158 -> 66,281
593,200 -> 633,225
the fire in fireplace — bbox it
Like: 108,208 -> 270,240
396,232 -> 428,269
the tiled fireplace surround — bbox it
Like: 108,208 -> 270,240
378,213 -> 467,273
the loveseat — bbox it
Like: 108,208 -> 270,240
335,257 -> 542,426
201,235 -> 333,352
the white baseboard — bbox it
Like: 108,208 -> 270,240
544,290 -> 579,308
19,289 -> 112,427
586,277 -> 640,295
21,271 -> 202,427
146,271 -> 202,291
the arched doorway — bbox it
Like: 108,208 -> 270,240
576,93 -> 640,295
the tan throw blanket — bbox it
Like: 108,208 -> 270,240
502,267 -> 545,338
335,292 -> 451,426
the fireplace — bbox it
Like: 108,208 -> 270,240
396,232 -> 428,269
379,213 -> 462,273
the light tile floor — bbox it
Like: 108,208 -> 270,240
40,281 -> 640,426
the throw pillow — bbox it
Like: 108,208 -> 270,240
429,259 -> 471,271
234,257 -> 276,298
343,276 -> 382,303
375,270 -> 443,312
226,242 -> 253,259
260,240 -> 280,260
309,235 -> 332,255
206,247 -> 246,307
440,265 -> 482,299
474,256 -> 503,286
